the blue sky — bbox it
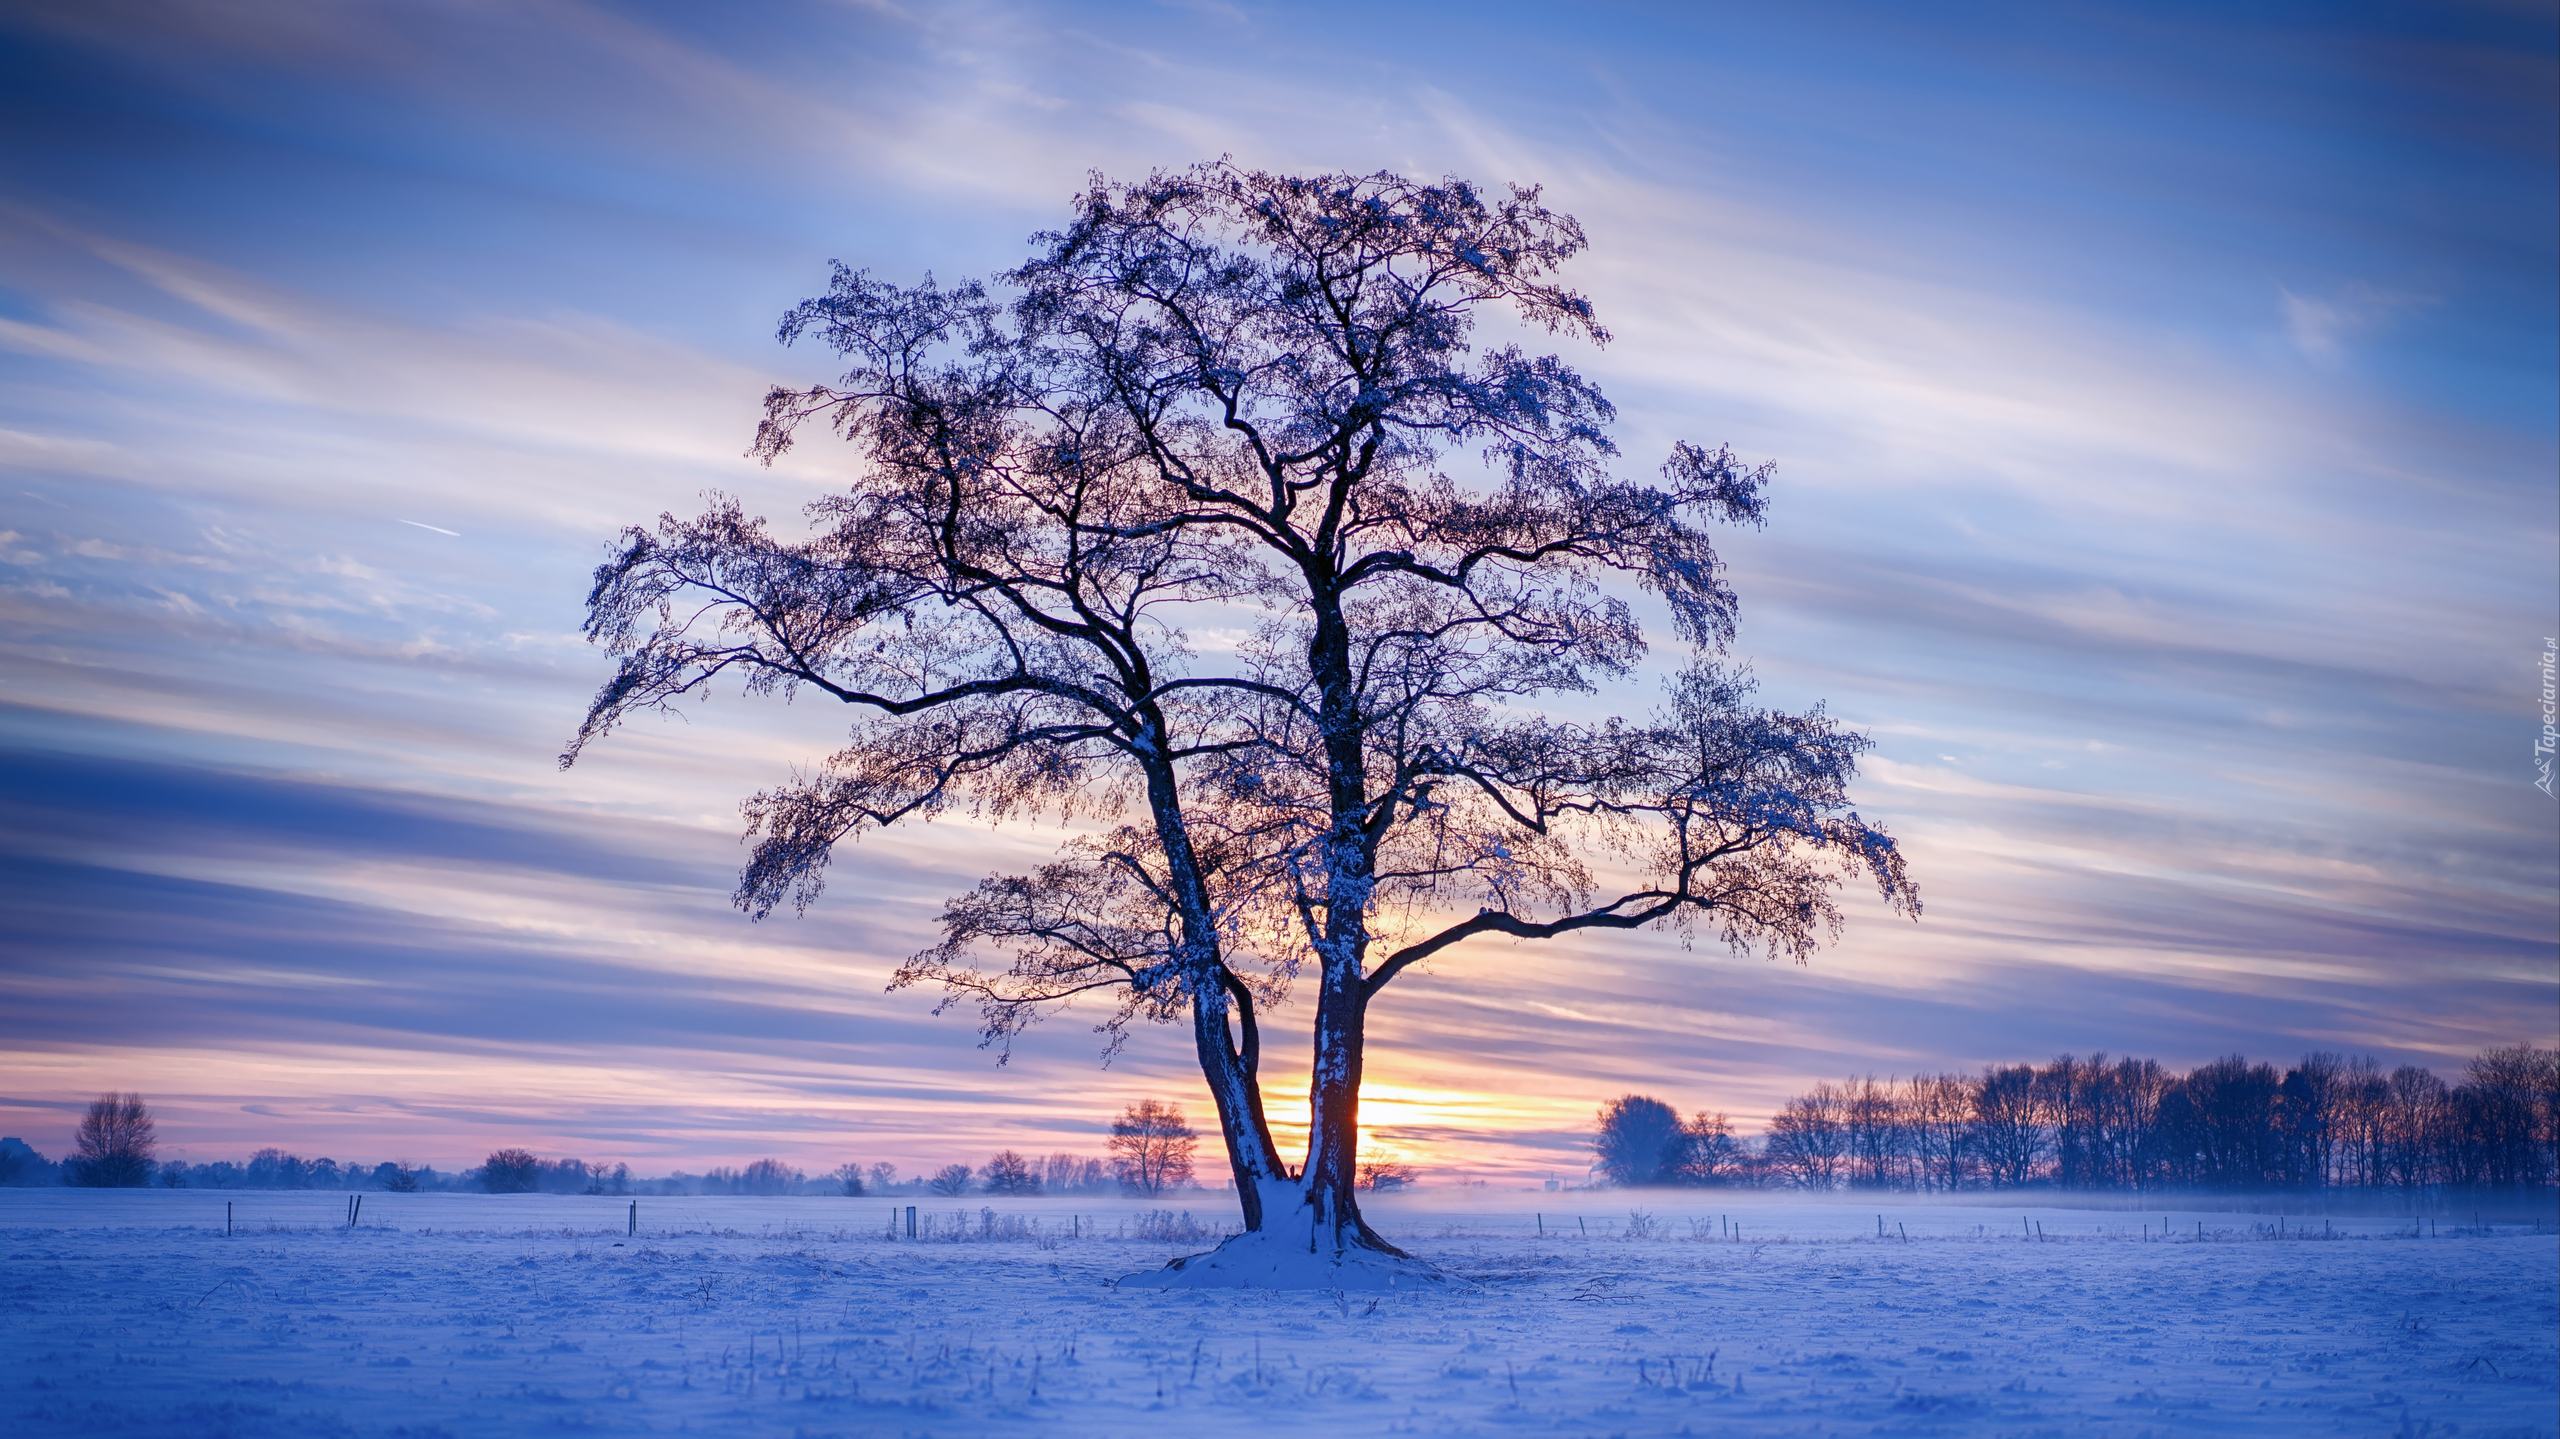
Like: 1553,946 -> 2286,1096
1,0 -> 2552,1181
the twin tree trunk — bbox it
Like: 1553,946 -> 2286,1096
1152,594 -> 1399,1260
1185,943 -> 1390,1257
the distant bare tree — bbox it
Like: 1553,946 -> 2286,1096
1902,1073 -> 1971,1192
481,1148 -> 540,1194
1766,1083 -> 1847,1189
1679,1111 -> 1741,1185
741,1158 -> 800,1195
2091,1056 -> 2169,1190
2377,1065 -> 2446,1192
830,1161 -> 867,1196
1109,1099 -> 1196,1195
1842,1075 -> 1901,1189
1043,1153 -> 1107,1192
1971,1065 -> 2050,1188
68,1093 -> 156,1188
981,1150 -> 1042,1195
927,1163 -> 974,1197
2183,1055 -> 2282,1189
1355,1159 -> 1414,1191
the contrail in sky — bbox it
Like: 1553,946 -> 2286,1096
398,519 -> 460,536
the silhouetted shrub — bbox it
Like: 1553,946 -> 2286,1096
1593,1095 -> 1687,1188
482,1148 -> 540,1193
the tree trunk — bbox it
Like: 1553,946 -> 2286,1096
1118,584 -> 1430,1288
1189,969 -> 1288,1230
1136,742 -> 1290,1228
1292,587 -> 1401,1260
1292,949 -> 1403,1256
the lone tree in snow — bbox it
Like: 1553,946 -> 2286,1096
67,1092 -> 156,1187
566,161 -> 1915,1282
1108,1098 -> 1198,1195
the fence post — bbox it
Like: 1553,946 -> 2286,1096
226,1201 -> 232,1237
906,1205 -> 917,1239
628,1200 -> 636,1237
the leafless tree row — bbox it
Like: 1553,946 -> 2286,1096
1738,1046 -> 2560,1194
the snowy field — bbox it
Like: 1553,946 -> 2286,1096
4,1188 -> 2552,1437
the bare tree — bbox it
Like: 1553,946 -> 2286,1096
830,1161 -> 868,1196
1679,1111 -> 1741,1185
927,1163 -> 974,1196
566,162 -> 1916,1278
741,1158 -> 801,1195
2184,1055 -> 2284,1189
1971,1065 -> 2050,1188
982,1150 -> 1042,1195
1355,1159 -> 1415,1191
1842,1074 -> 1902,1189
1109,1098 -> 1197,1194
2091,1056 -> 2169,1191
1043,1152 -> 1107,1192
1766,1083 -> 1848,1189
68,1093 -> 156,1188
1903,1073 -> 1971,1192
481,1148 -> 539,1194
2380,1065 -> 2447,1192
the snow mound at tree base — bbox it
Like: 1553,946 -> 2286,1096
1117,1229 -> 1449,1291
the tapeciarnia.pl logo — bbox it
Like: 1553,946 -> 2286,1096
2537,636 -> 2556,797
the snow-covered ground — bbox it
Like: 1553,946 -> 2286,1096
4,1188 -> 2551,1436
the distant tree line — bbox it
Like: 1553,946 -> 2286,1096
1597,1046 -> 2560,1195
9,1094 -> 1212,1199
879,1100 -> 1206,1199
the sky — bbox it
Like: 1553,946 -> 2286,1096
0,0 -> 2553,1185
